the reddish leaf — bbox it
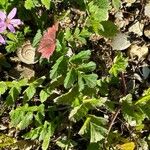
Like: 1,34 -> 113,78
38,23 -> 58,59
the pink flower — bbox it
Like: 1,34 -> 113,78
0,34 -> 5,44
0,7 -> 22,33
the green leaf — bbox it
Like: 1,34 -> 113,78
39,121 -> 48,141
48,75 -> 64,90
64,28 -> 72,40
0,81 -> 7,95
79,115 -> 108,142
121,94 -> 145,125
69,99 -> 104,122
90,122 -> 107,142
17,112 -> 33,130
32,76 -> 46,87
78,72 -> 85,92
88,1 -> 109,21
42,122 -> 55,150
135,88 -> 150,105
77,61 -> 96,72
0,0 -> 7,7
10,106 -> 25,127
24,26 -> 31,35
95,0 -> 109,9
83,74 -> 98,88
40,89 -> 51,103
24,0 -> 35,10
32,29 -> 42,47
23,126 -> 42,140
0,133 -> 16,148
7,33 -> 17,41
64,68 -> 77,89
87,0 -> 109,33
80,28 -> 91,37
99,21 -> 118,38
6,85 -> 21,105
87,143 -> 102,150
23,85 -> 36,101
41,0 -> 51,9
10,104 -> 45,130
112,0 -> 121,10
69,105 -> 88,122
88,114 -> 108,126
136,95 -> 150,105
79,117 -> 91,135
50,56 -> 68,79
69,50 -> 91,64
54,85 -> 79,105
109,53 -> 128,77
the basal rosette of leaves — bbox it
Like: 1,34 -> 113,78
0,0 -> 149,150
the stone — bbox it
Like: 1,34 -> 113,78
111,32 -> 131,50
129,21 -> 144,36
144,2 -> 150,18
144,25 -> 150,39
128,44 -> 149,59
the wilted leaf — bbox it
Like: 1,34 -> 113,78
38,23 -> 58,59
118,142 -> 135,150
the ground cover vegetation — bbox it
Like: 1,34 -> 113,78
0,0 -> 150,149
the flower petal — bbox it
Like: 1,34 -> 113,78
7,24 -> 15,32
7,8 -> 17,20
0,22 -> 6,33
0,34 -> 5,44
10,19 -> 22,26
0,11 -> 6,21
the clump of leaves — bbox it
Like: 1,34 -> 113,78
0,0 -> 149,150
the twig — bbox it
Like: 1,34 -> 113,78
107,107 -> 121,136
120,72 -> 127,96
106,72 -> 127,140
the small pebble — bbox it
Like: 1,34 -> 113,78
144,2 -> 150,18
111,32 -> 131,50
128,44 -> 149,59
144,25 -> 150,39
129,21 -> 144,36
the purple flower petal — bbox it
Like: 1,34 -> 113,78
10,19 -> 22,26
0,11 -> 6,21
7,24 -> 15,32
0,21 -> 6,33
7,8 -> 17,20
0,34 -> 5,44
